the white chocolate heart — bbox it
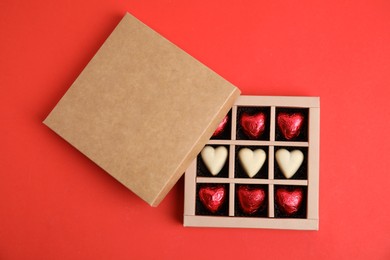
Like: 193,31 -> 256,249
238,148 -> 266,178
275,149 -> 304,178
201,146 -> 228,176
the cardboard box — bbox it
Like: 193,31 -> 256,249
184,96 -> 320,230
44,13 -> 320,230
43,13 -> 240,206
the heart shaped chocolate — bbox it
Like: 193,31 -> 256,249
198,185 -> 226,213
212,115 -> 229,137
237,185 -> 266,214
275,149 -> 304,178
240,112 -> 266,139
277,112 -> 304,140
201,146 -> 228,176
238,148 -> 266,178
275,187 -> 303,215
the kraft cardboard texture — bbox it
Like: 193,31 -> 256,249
44,13 -> 240,206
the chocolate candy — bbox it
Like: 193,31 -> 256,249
240,112 -> 266,139
200,146 -> 228,176
237,185 -> 266,214
212,115 -> 229,137
275,149 -> 304,179
238,148 -> 266,178
277,112 -> 304,140
275,187 -> 303,215
198,185 -> 226,213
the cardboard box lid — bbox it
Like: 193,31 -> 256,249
43,13 -> 240,206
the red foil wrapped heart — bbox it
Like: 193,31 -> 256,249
199,185 -> 226,213
212,115 -> 229,137
237,185 -> 266,214
275,188 -> 303,215
240,112 -> 266,139
277,112 -> 304,140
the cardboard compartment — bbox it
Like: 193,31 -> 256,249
184,96 -> 320,230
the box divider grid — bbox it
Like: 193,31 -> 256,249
236,95 -> 320,107
184,96 -> 320,230
307,107 -> 320,221
268,96 -> 276,220
268,184 -> 275,217
196,177 -> 307,185
229,183 -> 235,216
229,105 -> 237,217
184,216 -> 319,230
229,145 -> 235,179
208,140 -> 308,147
231,106 -> 237,140
184,160 -> 197,215
268,145 -> 274,180
270,106 -> 276,141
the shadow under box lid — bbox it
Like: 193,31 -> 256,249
43,13 -> 241,207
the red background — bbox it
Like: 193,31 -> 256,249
1,0 -> 390,259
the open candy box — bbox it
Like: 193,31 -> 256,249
184,96 -> 320,230
42,13 -> 319,230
